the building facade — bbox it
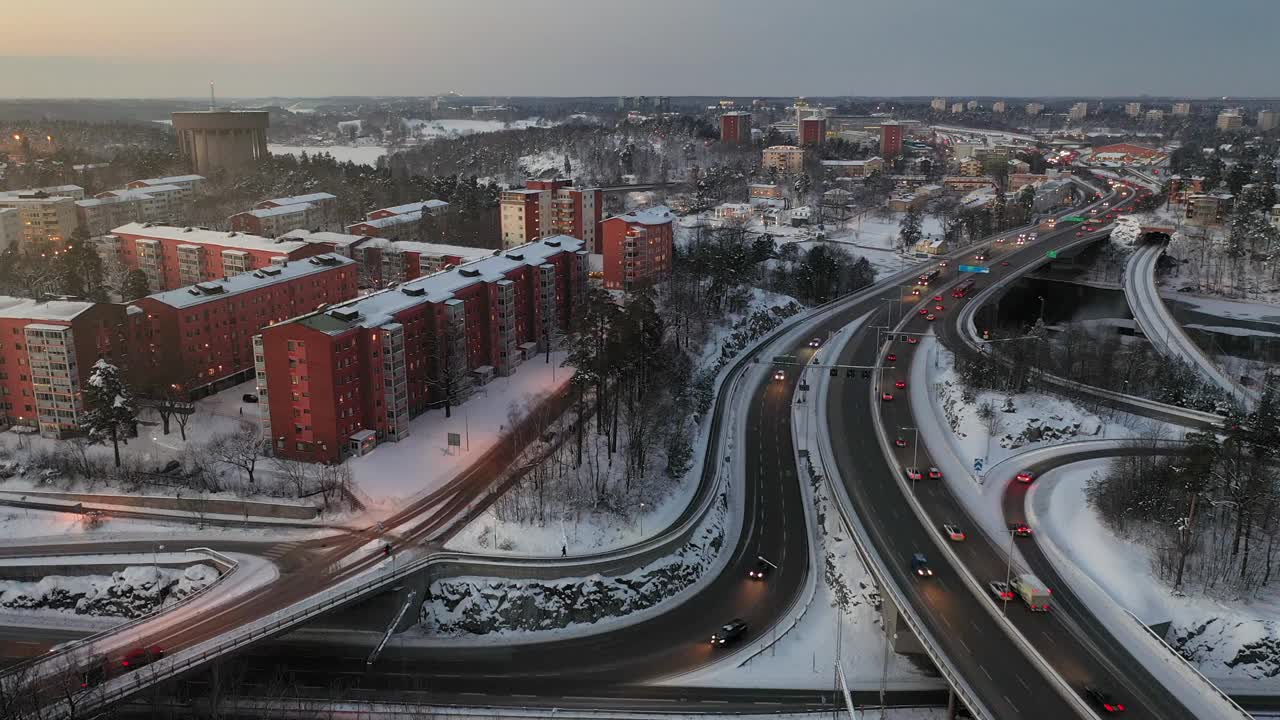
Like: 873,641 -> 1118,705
799,117 -> 827,146
1258,110 -> 1279,132
763,145 -> 806,174
720,112 -> 752,145
0,297 -> 132,438
133,254 -> 357,399
104,223 -> 331,292
499,180 -> 602,251
171,111 -> 270,176
0,209 -> 17,253
820,157 -> 884,178
880,121 -> 903,159
256,237 -> 588,463
600,206 -> 675,291
1217,110 -> 1244,131
0,192 -> 80,248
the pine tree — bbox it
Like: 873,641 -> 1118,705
898,205 -> 923,252
81,359 -> 136,468
122,269 -> 150,301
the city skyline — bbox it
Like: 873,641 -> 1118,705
2,0 -> 1277,99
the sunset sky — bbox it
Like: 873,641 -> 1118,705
2,0 -> 1276,98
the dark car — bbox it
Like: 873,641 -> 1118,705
911,552 -> 933,577
1085,686 -> 1126,713
711,619 -> 748,646
747,559 -> 770,580
242,393 -> 259,403
1009,522 -> 1032,537
79,655 -> 108,689
121,645 -> 164,671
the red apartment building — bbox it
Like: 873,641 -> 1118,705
0,297 -> 133,438
257,236 -> 588,463
880,121 -> 904,159
229,192 -> 339,237
721,112 -> 753,145
800,117 -> 827,146
345,200 -> 450,241
106,223 -> 331,292
601,206 -> 675,291
278,230 -> 494,288
500,179 -> 603,252
133,254 -> 357,399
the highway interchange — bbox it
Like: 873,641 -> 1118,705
0,176 -> 1256,719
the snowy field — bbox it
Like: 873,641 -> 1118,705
269,144 -> 387,166
350,351 -> 572,510
1035,459 -> 1280,691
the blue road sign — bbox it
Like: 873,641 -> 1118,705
957,265 -> 991,274
973,458 -> 985,472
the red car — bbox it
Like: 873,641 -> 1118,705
925,313 -> 936,321
1015,470 -> 1036,483
933,295 -> 943,302
122,646 -> 164,671
918,308 -> 929,316
886,353 -> 897,362
934,304 -> 944,311
1000,261 -> 1010,266
1009,522 -> 1032,537
881,392 -> 894,402
895,380 -> 907,389
928,467 -> 943,479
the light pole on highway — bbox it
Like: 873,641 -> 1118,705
899,426 -> 920,488
1003,528 -> 1014,615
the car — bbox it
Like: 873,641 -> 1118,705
773,369 -> 786,381
79,655 -> 108,689
943,523 -> 965,541
918,308 -> 929,316
1076,231 -> 1085,237
995,237 -> 1005,243
1106,213 -> 1116,220
894,437 -> 908,448
886,353 -> 897,362
748,559 -> 770,580
1090,208 -> 1099,214
1085,687 -> 1126,714
1102,201 -> 1111,207
242,393 -> 260,403
925,313 -> 936,321
121,646 -> 164,671
988,580 -> 1015,601
911,288 -> 922,296
808,337 -> 822,348
904,467 -> 923,481
894,380 -> 907,389
907,337 -> 919,344
934,304 -> 944,311
939,260 -> 948,267
928,467 -> 943,479
711,619 -> 747,646
881,392 -> 894,402
1000,261 -> 1010,266
1015,470 -> 1036,483
1016,238 -> 1025,245
932,294 -> 943,302
911,552 -> 934,577
1009,522 -> 1032,537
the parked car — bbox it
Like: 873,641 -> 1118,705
242,393 -> 259,403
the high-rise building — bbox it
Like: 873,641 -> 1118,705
1145,109 -> 1165,123
951,102 -> 965,114
0,297 -> 133,438
720,112 -> 753,145
966,100 -> 978,111
799,117 -> 827,146
0,209 -> 17,253
930,98 -> 947,112
256,237 -> 588,463
1025,102 -> 1045,115
1257,110 -> 1279,132
1069,102 -> 1089,121
134,254 -> 358,399
1125,102 -> 1143,117
1172,102 -> 1192,116
0,190 -> 80,248
601,206 -> 675,291
992,101 -> 1007,113
171,111 -> 270,177
1217,109 -> 1244,131
880,121 -> 904,160
499,179 -> 603,252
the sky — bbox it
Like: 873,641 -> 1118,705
1,0 -> 1277,99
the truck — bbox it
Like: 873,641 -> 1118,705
1009,573 -> 1051,611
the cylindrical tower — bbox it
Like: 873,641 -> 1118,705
171,111 -> 270,177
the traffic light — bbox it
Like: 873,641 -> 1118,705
982,329 -> 990,340
862,370 -> 871,379
830,368 -> 838,377
846,368 -> 855,377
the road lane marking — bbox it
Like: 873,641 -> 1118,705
980,665 -> 992,680
1015,674 -> 1031,692
1004,695 -> 1020,714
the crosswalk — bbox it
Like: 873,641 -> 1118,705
262,541 -> 303,561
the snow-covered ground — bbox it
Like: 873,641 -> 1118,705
402,118 -> 555,140
268,144 -> 388,166
0,563 -> 218,619
350,351 -> 572,510
1034,459 -> 1280,692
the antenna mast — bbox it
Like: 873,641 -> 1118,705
209,82 -> 216,110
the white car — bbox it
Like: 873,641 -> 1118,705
773,370 -> 786,381
988,580 -> 1014,601
808,337 -> 822,348
905,467 -> 923,481
943,524 -> 965,541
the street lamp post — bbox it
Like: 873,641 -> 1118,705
899,426 -> 920,491
1003,528 -> 1014,615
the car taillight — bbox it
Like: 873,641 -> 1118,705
1104,704 -> 1114,711
1116,704 -> 1125,711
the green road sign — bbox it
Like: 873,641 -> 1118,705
1046,250 -> 1059,259
1062,215 -> 1085,223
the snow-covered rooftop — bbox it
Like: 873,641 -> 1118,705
97,184 -> 183,200
376,200 -> 449,216
259,192 -> 336,207
289,236 -> 584,334
132,175 -> 204,186
609,205 -> 674,226
820,157 -> 882,166
359,237 -> 495,259
144,254 -> 354,310
0,296 -> 94,321
0,184 -> 83,199
111,223 -> 309,253
236,203 -> 314,219
280,229 -> 370,248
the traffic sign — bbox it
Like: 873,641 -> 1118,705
957,264 -> 990,274
1062,215 -> 1085,223
1046,250 -> 1058,259
973,458 -> 984,472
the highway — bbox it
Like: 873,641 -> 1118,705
1124,240 -> 1257,408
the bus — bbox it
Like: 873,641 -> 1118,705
951,279 -> 975,298
917,268 -> 941,287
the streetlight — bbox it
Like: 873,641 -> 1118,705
638,502 -> 648,535
899,426 -> 920,491
154,543 -> 165,578
1003,528 -> 1014,615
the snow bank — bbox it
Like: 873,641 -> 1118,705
0,564 -> 218,618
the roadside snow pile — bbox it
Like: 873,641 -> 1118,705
423,491 -> 727,637
707,299 -> 804,373
0,564 -> 218,618
1174,618 -> 1280,680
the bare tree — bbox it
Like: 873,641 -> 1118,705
207,421 -> 265,485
